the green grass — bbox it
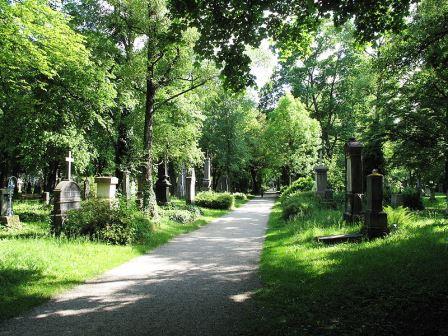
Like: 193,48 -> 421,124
0,197 -> 250,321
256,194 -> 448,336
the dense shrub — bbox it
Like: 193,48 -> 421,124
166,209 -> 200,224
64,199 -> 153,245
232,192 -> 247,200
281,191 -> 317,220
280,176 -> 314,202
195,191 -> 234,209
402,187 -> 425,210
384,206 -> 414,227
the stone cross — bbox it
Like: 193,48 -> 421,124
66,151 -> 74,181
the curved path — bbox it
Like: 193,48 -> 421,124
0,195 -> 275,336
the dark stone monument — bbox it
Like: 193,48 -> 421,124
26,181 -> 32,194
122,170 -> 131,201
314,155 -> 333,203
34,181 -> 42,195
343,138 -> 364,223
186,168 -> 196,205
202,157 -> 212,191
363,170 -> 389,238
83,178 -> 90,200
155,161 -> 171,205
52,181 -> 81,234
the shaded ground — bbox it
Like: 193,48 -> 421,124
0,195 -> 275,336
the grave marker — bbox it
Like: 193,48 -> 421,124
95,176 -> 119,204
186,168 -> 196,205
202,157 -> 212,191
363,170 -> 389,238
155,161 -> 171,205
343,138 -> 364,222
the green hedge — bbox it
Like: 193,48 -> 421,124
195,191 -> 234,209
65,199 -> 153,245
280,176 -> 314,202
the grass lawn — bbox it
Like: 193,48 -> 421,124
256,193 -> 448,336
0,196 -> 249,321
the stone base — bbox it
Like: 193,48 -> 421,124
156,186 -> 170,205
0,215 -> 21,229
343,212 -> 364,223
316,233 -> 364,244
363,212 -> 389,238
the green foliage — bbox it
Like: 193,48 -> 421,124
402,188 -> 425,210
195,191 -> 235,210
384,206 -> 414,227
280,176 -> 314,201
65,199 -> 153,245
232,192 -> 248,201
281,191 -> 317,220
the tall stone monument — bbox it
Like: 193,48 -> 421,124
364,169 -> 389,238
343,138 -> 364,223
155,161 -> 171,205
186,168 -> 196,205
202,157 -> 212,191
177,164 -> 187,198
52,151 -> 81,235
314,152 -> 332,201
122,170 -> 131,201
95,176 -> 119,204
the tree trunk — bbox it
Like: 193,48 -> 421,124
142,77 -> 158,217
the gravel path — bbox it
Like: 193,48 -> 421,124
0,195 -> 275,336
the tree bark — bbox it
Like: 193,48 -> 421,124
142,76 -> 158,217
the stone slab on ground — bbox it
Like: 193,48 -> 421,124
316,233 -> 364,244
0,196 -> 276,336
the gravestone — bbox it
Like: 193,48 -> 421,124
122,170 -> 131,200
343,138 -> 364,223
95,176 -> 119,204
202,157 -> 212,191
391,193 -> 403,207
83,178 -> 90,200
0,178 -> 21,227
177,164 -> 187,198
155,161 -> 171,205
52,181 -> 81,234
42,192 -> 50,205
363,170 -> 389,238
16,178 -> 23,193
217,175 -> 229,192
186,168 -> 196,205
26,181 -> 32,194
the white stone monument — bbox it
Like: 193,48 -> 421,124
95,176 -> 119,203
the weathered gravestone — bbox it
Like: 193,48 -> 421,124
42,192 -> 50,205
122,170 -> 131,201
95,176 -> 118,204
83,178 -> 90,200
343,138 -> 364,223
155,161 -> 171,205
52,180 -> 81,234
202,157 -> 212,191
363,170 -> 389,238
177,164 -> 187,198
0,177 -> 21,228
16,178 -> 23,194
186,168 -> 196,205
52,151 -> 81,234
314,155 -> 333,203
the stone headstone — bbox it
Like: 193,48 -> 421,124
83,178 -> 90,200
16,178 -> 23,193
42,191 -> 50,205
0,180 -> 21,228
343,138 -> 364,223
122,171 -> 131,200
52,180 -> 81,234
186,168 -> 196,205
155,161 -> 171,205
95,177 -> 118,204
202,157 -> 212,191
177,164 -> 187,198
363,170 -> 389,238
0,189 -> 9,216
26,181 -> 32,194
314,163 -> 328,198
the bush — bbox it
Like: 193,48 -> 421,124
64,199 -> 153,245
232,192 -> 247,200
195,191 -> 234,209
280,176 -> 314,202
281,191 -> 317,220
384,206 -> 414,227
166,209 -> 200,224
402,187 -> 424,210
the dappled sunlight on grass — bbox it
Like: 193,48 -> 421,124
257,197 -> 448,336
